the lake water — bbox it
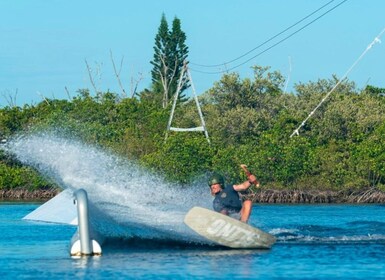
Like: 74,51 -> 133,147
1,203 -> 385,279
3,134 -> 385,278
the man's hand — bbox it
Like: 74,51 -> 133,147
240,164 -> 260,187
248,174 -> 257,184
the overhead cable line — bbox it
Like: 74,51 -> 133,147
191,0 -> 336,68
191,0 -> 348,75
290,27 -> 385,138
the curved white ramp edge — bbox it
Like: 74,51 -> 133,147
23,189 -> 78,225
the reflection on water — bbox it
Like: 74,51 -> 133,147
71,255 -> 102,269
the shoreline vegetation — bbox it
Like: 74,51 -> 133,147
1,188 -> 385,204
0,188 -> 60,201
1,67 -> 384,198
252,189 -> 385,204
1,11 -> 384,204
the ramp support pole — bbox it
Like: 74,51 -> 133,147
70,189 -> 102,256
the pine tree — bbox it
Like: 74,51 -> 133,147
169,17 -> 189,98
150,14 -> 189,108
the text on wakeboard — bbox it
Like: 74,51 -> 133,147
206,218 -> 260,243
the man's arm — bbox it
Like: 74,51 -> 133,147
233,174 -> 258,191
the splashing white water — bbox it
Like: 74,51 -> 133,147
6,132 -> 212,243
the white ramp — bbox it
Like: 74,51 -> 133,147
23,189 -> 78,225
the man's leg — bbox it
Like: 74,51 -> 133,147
240,200 -> 253,223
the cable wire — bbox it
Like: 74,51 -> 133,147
191,0 -> 336,68
290,27 -> 385,137
191,0 -> 348,74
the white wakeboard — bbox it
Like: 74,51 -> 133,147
184,206 -> 276,249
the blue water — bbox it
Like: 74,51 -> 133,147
1,203 -> 385,279
3,133 -> 385,278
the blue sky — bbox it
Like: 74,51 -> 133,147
0,0 -> 384,106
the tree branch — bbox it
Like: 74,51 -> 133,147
1,89 -> 18,107
131,72 -> 144,98
110,49 -> 127,98
64,86 -> 71,99
85,59 -> 100,94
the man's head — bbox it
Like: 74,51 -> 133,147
208,173 -> 224,196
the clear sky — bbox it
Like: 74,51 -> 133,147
1,0 -> 384,106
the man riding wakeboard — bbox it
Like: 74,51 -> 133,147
208,172 -> 259,223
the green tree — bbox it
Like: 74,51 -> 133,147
141,133 -> 213,183
169,17 -> 189,95
150,14 -> 189,108
151,13 -> 170,102
201,66 -> 286,146
354,121 -> 385,189
364,85 -> 385,97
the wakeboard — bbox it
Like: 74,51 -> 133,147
184,206 -> 276,249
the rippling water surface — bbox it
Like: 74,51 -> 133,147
1,203 -> 385,279
2,133 -> 385,278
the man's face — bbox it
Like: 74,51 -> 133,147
210,183 -> 222,196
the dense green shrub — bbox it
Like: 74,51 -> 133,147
0,65 -> 384,191
141,133 -> 213,183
